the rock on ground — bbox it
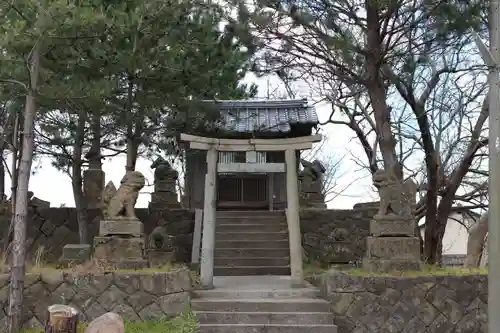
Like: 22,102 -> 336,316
84,312 -> 125,333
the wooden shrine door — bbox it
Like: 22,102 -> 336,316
217,174 -> 268,209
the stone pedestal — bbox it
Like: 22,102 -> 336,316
369,217 -> 415,236
149,160 -> 181,210
83,169 -> 105,209
59,244 -> 92,265
92,219 -> 148,269
362,216 -> 421,272
147,226 -> 176,266
150,191 -> 180,209
303,192 -> 327,208
99,219 -> 144,237
148,250 -> 175,267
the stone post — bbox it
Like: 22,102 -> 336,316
83,169 -> 105,209
200,148 -> 217,289
285,149 -> 303,286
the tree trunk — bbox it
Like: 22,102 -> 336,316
0,148 -> 5,200
88,112 -> 101,170
429,94 -> 489,265
72,113 -> 88,244
126,134 -> 138,172
44,304 -> 79,333
464,212 -> 488,268
480,235 -> 488,268
411,103 -> 440,265
8,41 -> 40,333
433,195 -> 455,265
3,114 -> 19,254
10,112 -> 20,207
416,225 -> 425,260
125,77 -> 137,172
365,2 -> 400,178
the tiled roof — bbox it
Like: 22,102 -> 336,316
203,99 -> 319,133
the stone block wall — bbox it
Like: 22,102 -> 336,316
310,271 -> 487,333
0,206 -> 375,265
0,269 -> 192,330
300,207 -> 375,264
0,208 -> 194,263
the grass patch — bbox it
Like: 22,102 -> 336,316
23,312 -> 198,333
27,261 -> 185,275
304,262 -> 488,278
0,245 -> 190,275
342,265 -> 487,277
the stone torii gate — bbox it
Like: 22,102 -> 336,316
180,133 -> 322,288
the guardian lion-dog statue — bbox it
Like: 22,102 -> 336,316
105,171 -> 146,219
373,169 -> 417,219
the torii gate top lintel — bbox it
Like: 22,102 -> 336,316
179,133 -> 322,151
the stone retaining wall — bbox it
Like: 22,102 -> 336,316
0,268 -> 192,330
300,208 -> 374,264
0,208 -> 194,263
311,270 -> 487,333
0,206 -> 376,265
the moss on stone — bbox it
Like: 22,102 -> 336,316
304,262 -> 487,278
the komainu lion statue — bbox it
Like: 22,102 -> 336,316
373,169 -> 417,218
148,225 -> 174,251
105,171 -> 146,219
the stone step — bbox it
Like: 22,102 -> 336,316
193,288 -> 320,299
216,240 -> 289,249
198,324 -> 337,333
214,266 -> 291,276
214,257 -> 290,267
195,311 -> 334,325
215,224 -> 287,233
215,248 -> 290,258
217,211 -> 285,218
191,298 -> 331,312
217,217 -> 286,225
215,231 -> 288,242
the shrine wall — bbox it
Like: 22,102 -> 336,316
309,270 -> 486,333
0,205 -> 376,265
0,208 -> 194,263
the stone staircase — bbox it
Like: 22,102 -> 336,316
192,276 -> 337,333
193,210 -> 338,332
214,210 -> 291,276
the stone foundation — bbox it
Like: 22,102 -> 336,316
0,269 -> 192,330
365,236 -> 420,259
0,207 -> 377,266
148,250 -> 175,267
310,270 -> 487,333
363,213 -> 421,272
99,219 -> 144,237
93,237 -> 146,261
369,217 -> 415,237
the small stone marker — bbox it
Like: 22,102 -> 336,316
84,312 -> 124,333
44,304 -> 79,333
60,244 -> 92,265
